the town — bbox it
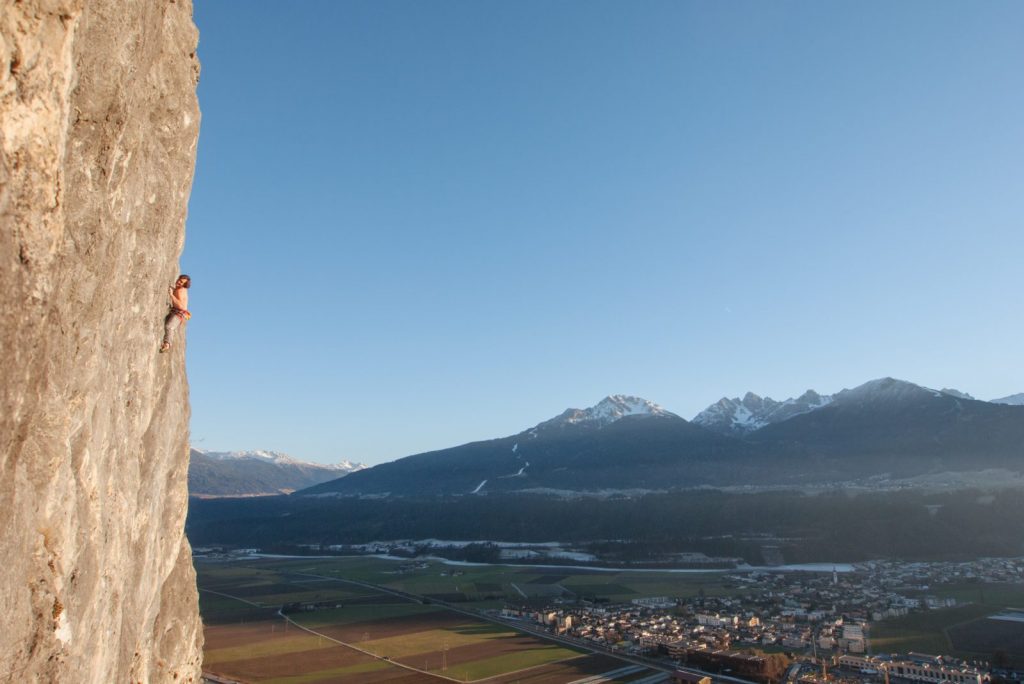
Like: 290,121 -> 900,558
498,558 -> 1024,684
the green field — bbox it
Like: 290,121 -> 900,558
868,582 -> 1024,660
198,591 -> 282,624
224,555 -> 749,610
870,604 -> 996,655
296,602 -> 443,628
933,583 -> 1024,610
620,572 -> 747,598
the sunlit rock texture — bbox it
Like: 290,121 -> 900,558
0,0 -> 202,681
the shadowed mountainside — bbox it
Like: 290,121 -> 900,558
302,379 -> 1024,497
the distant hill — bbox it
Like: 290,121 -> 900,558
300,380 -> 1024,498
189,449 -> 365,497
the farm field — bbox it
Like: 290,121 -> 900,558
870,582 -> 1024,664
198,554 -> 1024,679
948,615 -> 1024,666
932,583 -> 1024,610
869,604 -> 997,657
203,621 -> 438,683
196,557 -> 671,682
239,554 -> 746,607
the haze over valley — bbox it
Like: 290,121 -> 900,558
188,376 -> 1024,568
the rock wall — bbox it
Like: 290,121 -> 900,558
0,1 -> 202,682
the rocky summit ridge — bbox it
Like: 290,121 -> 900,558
692,378 -> 1022,437
693,389 -> 833,436
538,394 -> 675,430
1,2 -> 202,681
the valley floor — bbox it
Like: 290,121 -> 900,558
196,554 -> 1024,683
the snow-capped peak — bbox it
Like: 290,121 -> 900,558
194,449 -> 297,464
584,395 -> 671,422
540,395 -> 675,429
693,389 -> 833,436
192,448 -> 366,472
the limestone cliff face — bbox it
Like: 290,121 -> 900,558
1,1 -> 202,682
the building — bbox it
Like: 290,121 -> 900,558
673,672 -> 712,684
839,654 -> 875,672
886,654 -> 984,684
839,653 -> 984,684
838,624 -> 866,653
633,596 -> 676,609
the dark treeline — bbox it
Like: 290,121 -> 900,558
186,488 -> 1024,564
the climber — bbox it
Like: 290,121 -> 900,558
159,274 -> 191,353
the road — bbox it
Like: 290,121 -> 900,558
284,568 -> 759,684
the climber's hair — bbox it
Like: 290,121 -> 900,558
178,274 -> 191,288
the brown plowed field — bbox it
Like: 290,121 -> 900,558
484,653 -> 633,683
203,621 -> 449,683
208,644 -> 371,680
204,616 -> 642,683
203,621 -> 295,650
316,610 -> 469,641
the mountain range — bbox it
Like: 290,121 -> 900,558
300,379 -> 1024,498
691,385 -> 1024,436
188,449 -> 366,497
692,389 -> 833,436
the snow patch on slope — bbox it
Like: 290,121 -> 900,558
194,449 -> 367,472
694,390 -> 833,436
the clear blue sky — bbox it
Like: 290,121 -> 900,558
184,1 -> 1024,466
